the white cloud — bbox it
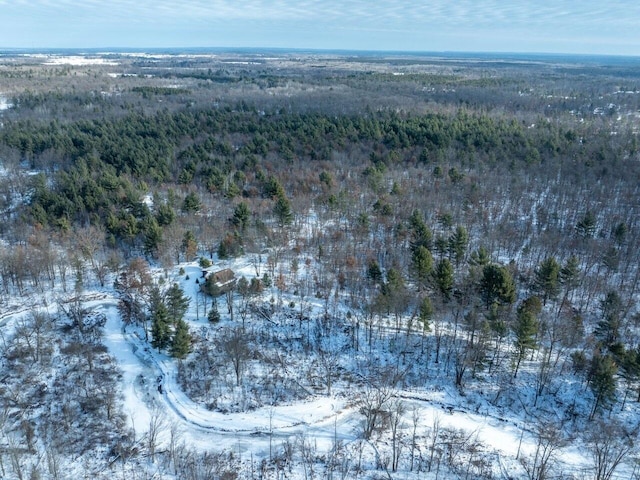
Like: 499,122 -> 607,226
0,0 -> 638,54
4,0 -> 639,26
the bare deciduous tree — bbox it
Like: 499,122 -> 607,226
220,327 -> 252,387
585,419 -> 636,480
359,384 -> 393,440
521,420 -> 566,480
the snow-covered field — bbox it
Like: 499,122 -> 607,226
24,54 -> 120,66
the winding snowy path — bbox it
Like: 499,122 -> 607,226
97,297 -> 356,454
0,290 -> 595,473
97,294 -> 545,464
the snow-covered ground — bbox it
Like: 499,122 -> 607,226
0,96 -> 12,111
111,257 -> 596,473
1,253 -> 633,478
93,278 -> 547,469
23,54 -> 120,66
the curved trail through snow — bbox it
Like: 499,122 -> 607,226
2,292 -> 588,467
97,297 -> 355,448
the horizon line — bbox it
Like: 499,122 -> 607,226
1,46 -> 639,60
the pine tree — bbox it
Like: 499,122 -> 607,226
231,202 -> 251,231
479,264 -> 516,308
589,353 -> 617,418
418,296 -> 433,332
411,245 -> 433,289
595,291 -> 624,350
560,255 -> 580,290
367,259 -> 383,284
155,202 -> 175,226
469,246 -> 491,267
273,193 -> 293,226
181,192 -> 201,213
558,255 -> 580,313
409,210 -> 432,252
448,225 -> 469,266
433,258 -> 454,301
486,302 -> 507,339
602,247 -> 619,273
151,302 -> 171,351
142,217 -> 162,257
170,318 -> 192,359
217,231 -> 243,259
576,210 -> 597,238
207,306 -> 221,323
534,257 -> 561,305
379,268 -> 409,319
513,299 -> 540,377
384,267 -> 405,294
165,283 -> 190,326
611,221 -> 628,246
236,276 -> 249,296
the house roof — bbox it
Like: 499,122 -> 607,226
209,268 -> 235,284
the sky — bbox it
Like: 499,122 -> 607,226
0,0 -> 639,56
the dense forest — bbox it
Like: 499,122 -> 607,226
1,51 -> 640,479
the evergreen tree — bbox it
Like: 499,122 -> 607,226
263,175 -> 286,198
589,353 -> 617,418
148,285 -> 164,313
236,276 -> 250,296
479,264 -> 516,308
155,202 -> 176,226
433,235 -> 449,259
319,170 -> 334,188
595,291 -> 624,350
576,210 -> 597,238
469,246 -> 491,267
367,259 -> 383,285
534,257 -> 561,305
181,192 -> 201,213
418,296 -> 433,332
199,256 -> 212,269
207,305 -> 221,323
437,211 -> 454,229
409,210 -> 432,252
611,221 -> 628,246
620,347 -> 640,403
142,217 -> 162,257
165,283 -> 190,326
231,201 -> 251,231
486,302 -> 508,342
217,231 -> 243,259
249,277 -> 263,295
151,301 -> 171,351
433,258 -> 454,301
560,255 -> 580,290
378,268 -> 409,318
557,254 -> 581,312
411,245 -> 433,289
520,295 -> 542,316
513,298 -> 540,377
170,318 -> 192,359
448,225 -> 469,266
384,267 -> 405,294
273,193 -> 293,226
602,247 -> 619,273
